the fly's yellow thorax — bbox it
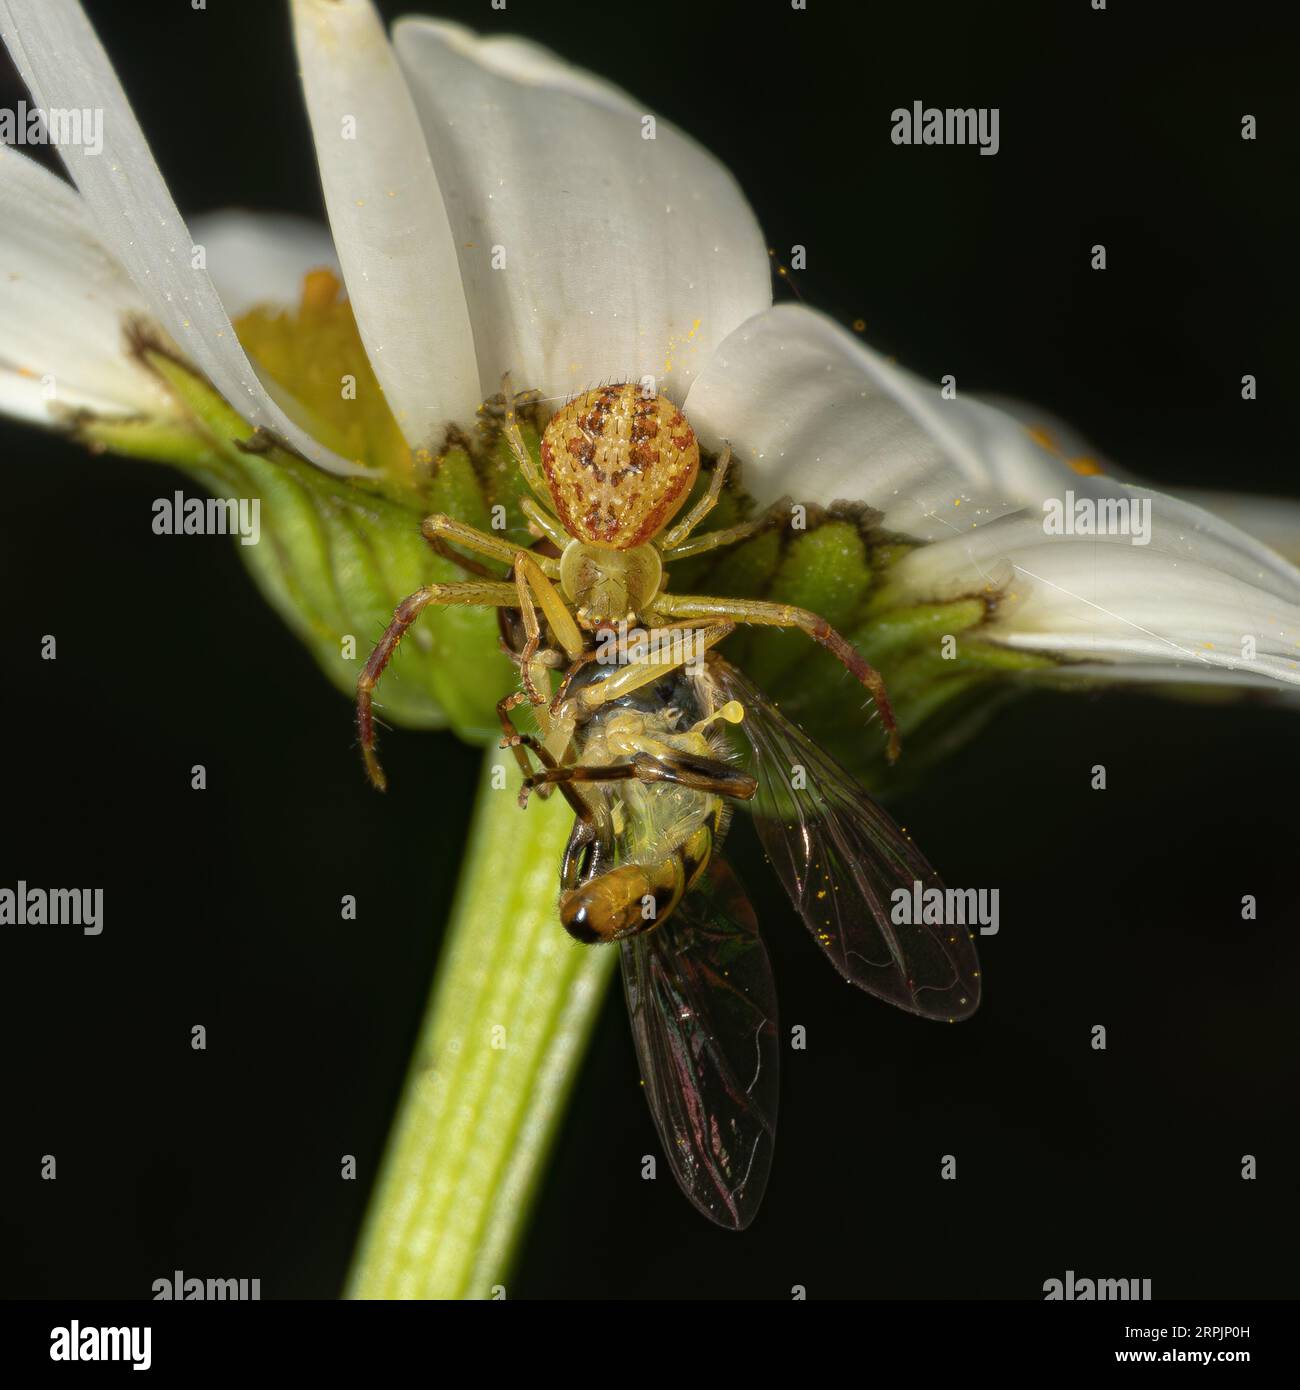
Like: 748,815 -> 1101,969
585,711 -> 718,862
540,384 -> 699,549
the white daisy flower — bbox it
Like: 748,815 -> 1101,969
3,0 -> 1297,1302
1,0 -> 1297,700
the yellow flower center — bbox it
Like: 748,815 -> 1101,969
233,269 -> 413,484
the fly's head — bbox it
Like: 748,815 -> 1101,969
541,383 -> 694,626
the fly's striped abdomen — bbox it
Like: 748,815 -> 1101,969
561,823 -> 713,944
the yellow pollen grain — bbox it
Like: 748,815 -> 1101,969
662,317 -> 703,375
1068,455 -> 1104,476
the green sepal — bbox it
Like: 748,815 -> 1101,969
77,352 -> 1061,776
81,355 -> 515,738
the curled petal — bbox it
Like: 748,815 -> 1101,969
682,303 -> 1072,538
685,304 -> 1300,690
0,146 -> 167,421
897,490 -> 1300,689
1175,489 -> 1300,569
0,0 -> 372,475
392,17 -> 771,405
290,0 -> 480,450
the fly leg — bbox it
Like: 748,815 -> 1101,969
624,750 -> 757,801
549,646 -> 603,715
496,687 -> 569,802
506,727 -> 612,830
497,690 -> 541,786
520,750 -> 756,805
519,762 -> 638,808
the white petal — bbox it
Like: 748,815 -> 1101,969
976,392 -> 1132,481
1175,489 -> 1300,569
682,304 -> 1075,538
972,393 -> 1300,579
392,17 -> 771,406
0,146 -> 168,421
896,489 -> 1300,688
0,364 -> 148,424
0,0 -> 373,476
683,303 -> 1300,690
290,0 -> 480,448
189,210 -> 339,318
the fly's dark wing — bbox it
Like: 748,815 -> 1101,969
710,657 -> 981,1021
621,858 -> 778,1230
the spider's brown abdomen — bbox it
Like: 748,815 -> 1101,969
540,384 -> 699,550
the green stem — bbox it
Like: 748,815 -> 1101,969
347,752 -> 616,1299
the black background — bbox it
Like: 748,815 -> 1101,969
1,0 -> 1297,1301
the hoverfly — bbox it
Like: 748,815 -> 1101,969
500,628 -> 979,1228
356,379 -> 982,1228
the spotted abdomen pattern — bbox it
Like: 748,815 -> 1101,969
539,384 -> 700,550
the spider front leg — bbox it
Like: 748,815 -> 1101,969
648,592 -> 902,761
657,442 -> 731,551
553,622 -> 736,719
519,495 -> 572,551
512,551 -> 585,705
490,371 -> 555,507
420,512 -> 562,580
357,580 -> 519,791
658,496 -> 792,563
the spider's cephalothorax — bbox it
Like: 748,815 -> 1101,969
355,374 -> 901,792
541,385 -> 696,628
